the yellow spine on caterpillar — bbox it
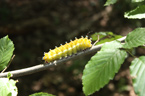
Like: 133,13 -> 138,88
42,36 -> 92,63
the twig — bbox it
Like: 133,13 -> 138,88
0,36 -> 126,78
92,35 -> 99,47
1,55 -> 15,73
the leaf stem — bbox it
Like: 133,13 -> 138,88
92,35 -> 100,47
1,55 -> 15,73
125,49 -> 136,58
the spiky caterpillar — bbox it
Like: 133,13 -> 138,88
42,36 -> 92,63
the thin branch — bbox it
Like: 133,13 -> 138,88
0,36 -> 126,78
1,55 -> 15,73
92,35 -> 99,47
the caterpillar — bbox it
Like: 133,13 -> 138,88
42,36 -> 92,63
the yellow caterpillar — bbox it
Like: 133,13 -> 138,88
42,36 -> 92,63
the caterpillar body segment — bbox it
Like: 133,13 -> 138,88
43,36 -> 92,63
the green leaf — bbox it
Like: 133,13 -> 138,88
124,5 -> 145,19
104,0 -> 118,6
91,32 -> 110,40
132,0 -> 144,2
0,35 -> 14,71
130,56 -> 145,96
82,49 -> 127,95
7,72 -> 12,79
101,41 -> 123,51
0,78 -> 18,96
123,28 -> 145,49
91,32 -> 122,45
29,92 -> 55,96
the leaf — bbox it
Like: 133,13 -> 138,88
0,78 -> 18,96
82,49 -> 127,95
91,32 -> 115,41
91,32 -> 107,41
124,5 -> 145,19
104,0 -> 118,6
7,72 -> 12,79
0,35 -> 14,71
123,28 -> 145,49
91,32 -> 122,45
132,0 -> 144,2
101,41 -> 123,51
29,92 -> 55,96
130,56 -> 145,96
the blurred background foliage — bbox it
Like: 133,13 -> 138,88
0,0 -> 145,96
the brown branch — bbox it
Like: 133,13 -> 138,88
0,36 -> 126,78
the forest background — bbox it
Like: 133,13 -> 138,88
0,0 -> 144,96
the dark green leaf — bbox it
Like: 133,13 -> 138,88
29,92 -> 55,96
91,32 -> 122,45
82,49 -> 127,95
91,32 -> 108,40
0,35 -> 14,71
130,56 -> 145,96
125,5 -> 145,19
123,28 -> 145,49
0,78 -> 18,96
7,72 -> 12,79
